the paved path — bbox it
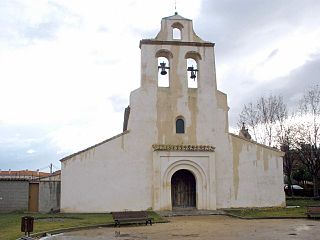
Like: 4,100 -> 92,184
44,215 -> 320,240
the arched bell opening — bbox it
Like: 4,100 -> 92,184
185,52 -> 201,89
171,22 -> 183,40
157,57 -> 170,87
171,169 -> 196,210
156,50 -> 172,88
172,28 -> 181,40
187,58 -> 198,88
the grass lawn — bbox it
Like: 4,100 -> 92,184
1,199 -> 319,240
224,198 -> 320,218
0,211 -> 164,240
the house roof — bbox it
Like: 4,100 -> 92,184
0,170 -> 51,178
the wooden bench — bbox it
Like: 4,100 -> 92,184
306,206 -> 320,218
111,211 -> 153,227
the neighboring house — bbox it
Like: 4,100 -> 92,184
0,170 -> 50,180
0,170 -> 61,213
39,170 -> 61,181
60,13 -> 285,213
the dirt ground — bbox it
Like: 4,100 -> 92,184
45,215 -> 320,240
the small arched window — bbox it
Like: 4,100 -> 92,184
176,118 -> 185,134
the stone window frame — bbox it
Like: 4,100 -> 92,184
175,116 -> 185,134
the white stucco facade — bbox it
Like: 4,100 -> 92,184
60,14 -> 285,213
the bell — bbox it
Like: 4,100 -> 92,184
187,66 -> 197,80
161,69 -> 167,75
159,62 -> 168,75
190,70 -> 196,79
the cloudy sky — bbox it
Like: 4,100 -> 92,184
1,0 -> 320,171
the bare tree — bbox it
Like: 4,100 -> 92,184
257,95 -> 287,146
275,97 -> 289,143
238,87 -> 320,197
296,85 -> 320,197
238,94 -> 287,146
281,144 -> 298,195
239,102 -> 259,141
278,118 -> 299,195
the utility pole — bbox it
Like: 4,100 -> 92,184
49,163 -> 53,175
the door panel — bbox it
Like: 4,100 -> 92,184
28,183 -> 39,212
171,170 -> 196,208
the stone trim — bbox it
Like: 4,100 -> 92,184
152,144 -> 215,152
140,39 -> 214,48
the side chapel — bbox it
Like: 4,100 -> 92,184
60,13 -> 285,212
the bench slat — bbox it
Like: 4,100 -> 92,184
306,206 -> 320,218
111,211 -> 152,227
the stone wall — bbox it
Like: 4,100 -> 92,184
229,134 -> 285,208
39,181 -> 61,213
0,180 -> 29,213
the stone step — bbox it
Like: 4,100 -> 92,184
157,210 -> 225,217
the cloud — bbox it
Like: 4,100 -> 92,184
0,123 -> 62,170
228,54 -> 320,126
1,0 -> 319,170
194,0 -> 320,127
109,95 -> 129,112
47,108 -> 124,156
26,149 -> 36,154
0,0 -> 81,46
197,0 -> 320,73
265,49 -> 279,62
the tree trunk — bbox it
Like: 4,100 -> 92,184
288,175 -> 294,196
313,175 -> 319,198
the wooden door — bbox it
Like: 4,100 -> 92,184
171,170 -> 196,209
28,183 -> 39,212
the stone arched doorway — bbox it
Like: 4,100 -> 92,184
171,169 -> 196,209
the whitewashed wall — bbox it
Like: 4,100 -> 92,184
61,14 -> 285,213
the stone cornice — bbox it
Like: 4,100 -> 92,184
152,144 -> 215,152
140,39 -> 215,48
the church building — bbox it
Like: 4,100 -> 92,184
60,13 -> 285,212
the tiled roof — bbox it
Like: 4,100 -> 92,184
0,170 -> 51,177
